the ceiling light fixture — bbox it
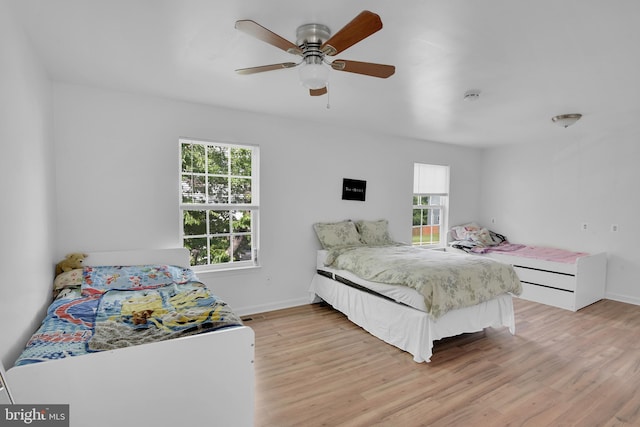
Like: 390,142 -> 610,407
298,61 -> 330,90
463,89 -> 481,101
552,113 -> 582,128
297,24 -> 331,90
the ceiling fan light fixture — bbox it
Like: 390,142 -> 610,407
552,113 -> 582,128
235,11 -> 393,96
298,62 -> 330,90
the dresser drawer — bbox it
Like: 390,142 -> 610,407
481,250 -> 606,312
513,266 -> 576,291
518,282 -> 576,311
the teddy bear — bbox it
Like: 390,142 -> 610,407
131,309 -> 154,325
55,252 -> 88,276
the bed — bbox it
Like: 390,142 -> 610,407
308,220 -> 522,363
447,223 -> 607,311
5,248 -> 254,427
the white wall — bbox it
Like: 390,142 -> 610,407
0,0 -> 56,367
480,132 -> 640,304
53,82 -> 483,315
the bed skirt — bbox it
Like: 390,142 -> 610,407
309,273 -> 515,363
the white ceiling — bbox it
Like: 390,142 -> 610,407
8,0 -> 640,147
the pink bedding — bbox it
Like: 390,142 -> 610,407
477,243 -> 587,263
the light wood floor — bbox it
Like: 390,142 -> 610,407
245,297 -> 640,427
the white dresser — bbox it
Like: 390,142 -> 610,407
485,251 -> 607,311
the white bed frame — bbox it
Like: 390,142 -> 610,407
6,248 -> 255,427
484,251 -> 607,311
309,271 -> 516,363
446,246 -> 607,311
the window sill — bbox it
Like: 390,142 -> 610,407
192,264 -> 261,275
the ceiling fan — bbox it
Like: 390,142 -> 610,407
235,10 -> 396,96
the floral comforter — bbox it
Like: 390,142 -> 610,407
324,245 -> 522,319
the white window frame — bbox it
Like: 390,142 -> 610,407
412,163 -> 449,248
179,138 -> 259,272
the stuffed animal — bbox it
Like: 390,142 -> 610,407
131,310 -> 154,325
55,252 -> 88,276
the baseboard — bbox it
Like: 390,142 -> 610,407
605,292 -> 640,306
234,297 -> 312,317
233,293 -> 640,316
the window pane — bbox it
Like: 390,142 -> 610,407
231,178 -> 252,203
421,196 -> 429,205
233,235 -> 252,261
183,210 -> 206,236
210,236 -> 231,264
412,208 -> 422,227
208,176 -> 229,203
181,175 -> 193,203
412,226 -> 421,245
431,225 -> 440,243
209,211 -> 230,234
181,144 -> 192,172
181,174 -> 206,203
208,145 -> 229,175
421,209 -> 430,225
232,210 -> 251,232
185,237 -> 208,265
231,147 -> 252,176
432,208 -> 441,224
182,143 -> 205,173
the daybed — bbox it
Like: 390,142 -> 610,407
308,220 -> 522,363
6,248 -> 254,427
448,223 -> 607,311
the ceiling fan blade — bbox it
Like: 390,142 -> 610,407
309,87 -> 328,96
331,60 -> 395,78
321,11 -> 383,56
235,20 -> 302,55
235,62 -> 298,75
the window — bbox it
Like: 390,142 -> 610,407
180,139 -> 259,270
412,163 -> 449,247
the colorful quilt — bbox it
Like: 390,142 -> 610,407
14,265 -> 242,366
14,289 -> 98,366
88,282 -> 240,351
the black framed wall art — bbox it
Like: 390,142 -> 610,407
342,178 -> 366,201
